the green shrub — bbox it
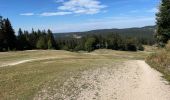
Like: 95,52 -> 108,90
138,44 -> 144,51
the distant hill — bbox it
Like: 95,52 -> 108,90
54,26 -> 156,40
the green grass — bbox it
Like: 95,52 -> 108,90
0,49 -> 149,99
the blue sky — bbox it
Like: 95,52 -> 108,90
0,0 -> 159,33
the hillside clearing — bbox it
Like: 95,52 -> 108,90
0,49 -> 169,100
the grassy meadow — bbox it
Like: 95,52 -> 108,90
0,49 -> 152,99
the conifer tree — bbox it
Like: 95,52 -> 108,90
36,36 -> 47,49
0,16 -> 4,51
18,28 -> 23,36
2,18 -> 17,50
156,0 -> 170,46
47,29 -> 56,49
47,39 -> 53,49
18,28 -> 30,50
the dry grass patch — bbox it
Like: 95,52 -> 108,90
0,49 -> 149,99
146,41 -> 170,82
0,58 -> 107,99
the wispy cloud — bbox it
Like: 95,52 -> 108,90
58,0 -> 107,15
20,13 -> 34,16
146,8 -> 158,13
40,12 -> 72,16
55,0 -> 65,3
20,0 -> 106,16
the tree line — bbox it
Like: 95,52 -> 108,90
17,28 -> 56,50
56,34 -> 144,52
0,15 -> 144,52
0,16 -> 56,51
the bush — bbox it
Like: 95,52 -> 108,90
125,44 -> 137,51
138,44 -> 144,51
85,37 -> 96,52
61,45 -> 69,51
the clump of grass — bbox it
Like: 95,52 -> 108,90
146,41 -> 170,82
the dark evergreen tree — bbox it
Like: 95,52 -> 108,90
0,16 -> 4,51
17,28 -> 24,49
17,28 -> 30,50
18,28 -> 23,36
1,18 -> 17,51
47,29 -> 56,49
156,0 -> 170,46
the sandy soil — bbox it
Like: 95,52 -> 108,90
35,60 -> 170,100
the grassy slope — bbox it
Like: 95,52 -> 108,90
0,49 -> 149,99
146,42 -> 170,82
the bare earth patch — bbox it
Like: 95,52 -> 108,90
34,60 -> 170,100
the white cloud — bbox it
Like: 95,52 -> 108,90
22,0 -> 106,17
40,12 -> 72,16
58,0 -> 107,14
55,0 -> 65,3
20,13 -> 34,16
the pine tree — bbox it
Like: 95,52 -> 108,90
36,36 -> 47,49
156,0 -> 170,46
0,16 -> 2,29
17,28 -> 30,50
47,39 -> 53,49
2,18 -> 17,51
17,28 -> 23,49
0,16 -> 4,51
47,29 -> 56,49
18,28 -> 23,36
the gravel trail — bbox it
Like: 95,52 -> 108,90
35,60 -> 170,100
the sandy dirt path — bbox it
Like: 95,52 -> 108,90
0,56 -> 74,67
35,60 -> 170,100
76,60 -> 170,100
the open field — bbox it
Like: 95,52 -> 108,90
0,49 -> 170,100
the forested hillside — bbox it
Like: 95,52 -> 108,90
54,26 -> 156,45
